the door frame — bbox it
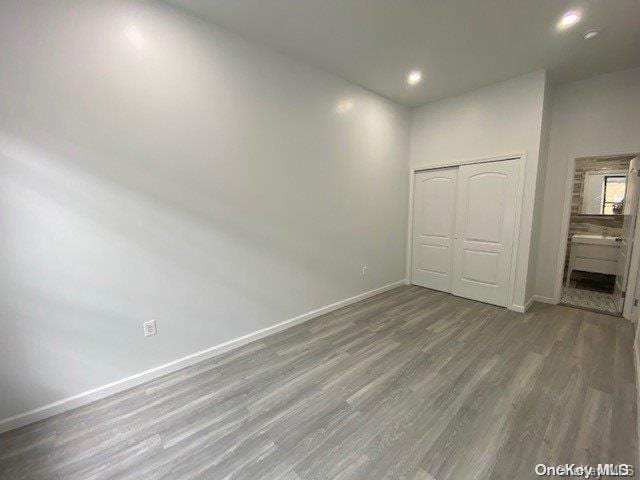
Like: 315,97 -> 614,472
553,150 -> 640,318
406,153 -> 526,312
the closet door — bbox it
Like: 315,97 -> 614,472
452,160 -> 518,307
411,168 -> 457,292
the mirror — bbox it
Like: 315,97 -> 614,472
580,170 -> 627,215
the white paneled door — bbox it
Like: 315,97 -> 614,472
411,168 -> 458,292
451,160 -> 518,307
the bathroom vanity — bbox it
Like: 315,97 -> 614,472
565,234 -> 621,287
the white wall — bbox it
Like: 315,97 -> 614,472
410,71 -> 548,309
535,67 -> 640,300
0,0 -> 410,424
526,78 -> 552,304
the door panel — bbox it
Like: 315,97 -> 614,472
418,244 -> 449,275
461,250 -> 500,285
465,173 -> 506,243
614,156 -> 640,314
419,179 -> 452,237
411,168 -> 457,292
452,160 -> 518,307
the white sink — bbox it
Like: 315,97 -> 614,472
571,234 -> 619,246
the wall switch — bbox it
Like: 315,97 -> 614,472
362,265 -> 368,276
143,320 -> 157,337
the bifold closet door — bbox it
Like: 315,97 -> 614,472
451,159 -> 518,307
411,168 -> 457,292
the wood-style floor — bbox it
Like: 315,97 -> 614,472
0,285 -> 637,480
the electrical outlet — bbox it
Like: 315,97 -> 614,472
362,265 -> 368,276
143,320 -> 157,337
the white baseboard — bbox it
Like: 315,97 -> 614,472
533,295 -> 558,305
524,296 -> 535,312
509,296 -> 535,313
0,280 -> 405,434
511,295 -> 558,312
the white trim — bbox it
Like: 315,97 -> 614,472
509,304 -> 526,313
412,153 -> 522,173
553,155 -> 576,303
635,335 -> 640,470
510,295 -> 536,313
405,169 -> 416,284
507,154 -> 526,312
407,153 -> 527,312
533,295 -> 558,305
524,296 -> 536,311
623,156 -> 640,319
0,280 -> 405,434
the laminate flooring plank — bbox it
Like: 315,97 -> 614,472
0,285 -> 636,480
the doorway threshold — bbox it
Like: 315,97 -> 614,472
560,287 -> 621,317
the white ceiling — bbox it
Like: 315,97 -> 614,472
167,0 -> 640,106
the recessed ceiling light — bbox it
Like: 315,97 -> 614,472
557,10 -> 581,30
125,25 -> 145,49
336,99 -> 354,114
584,29 -> 600,39
407,70 -> 422,86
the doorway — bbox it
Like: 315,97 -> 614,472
557,153 -> 640,316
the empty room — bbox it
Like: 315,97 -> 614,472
1,1 -> 640,479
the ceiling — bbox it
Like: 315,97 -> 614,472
167,0 -> 640,106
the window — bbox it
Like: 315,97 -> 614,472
602,175 -> 626,215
